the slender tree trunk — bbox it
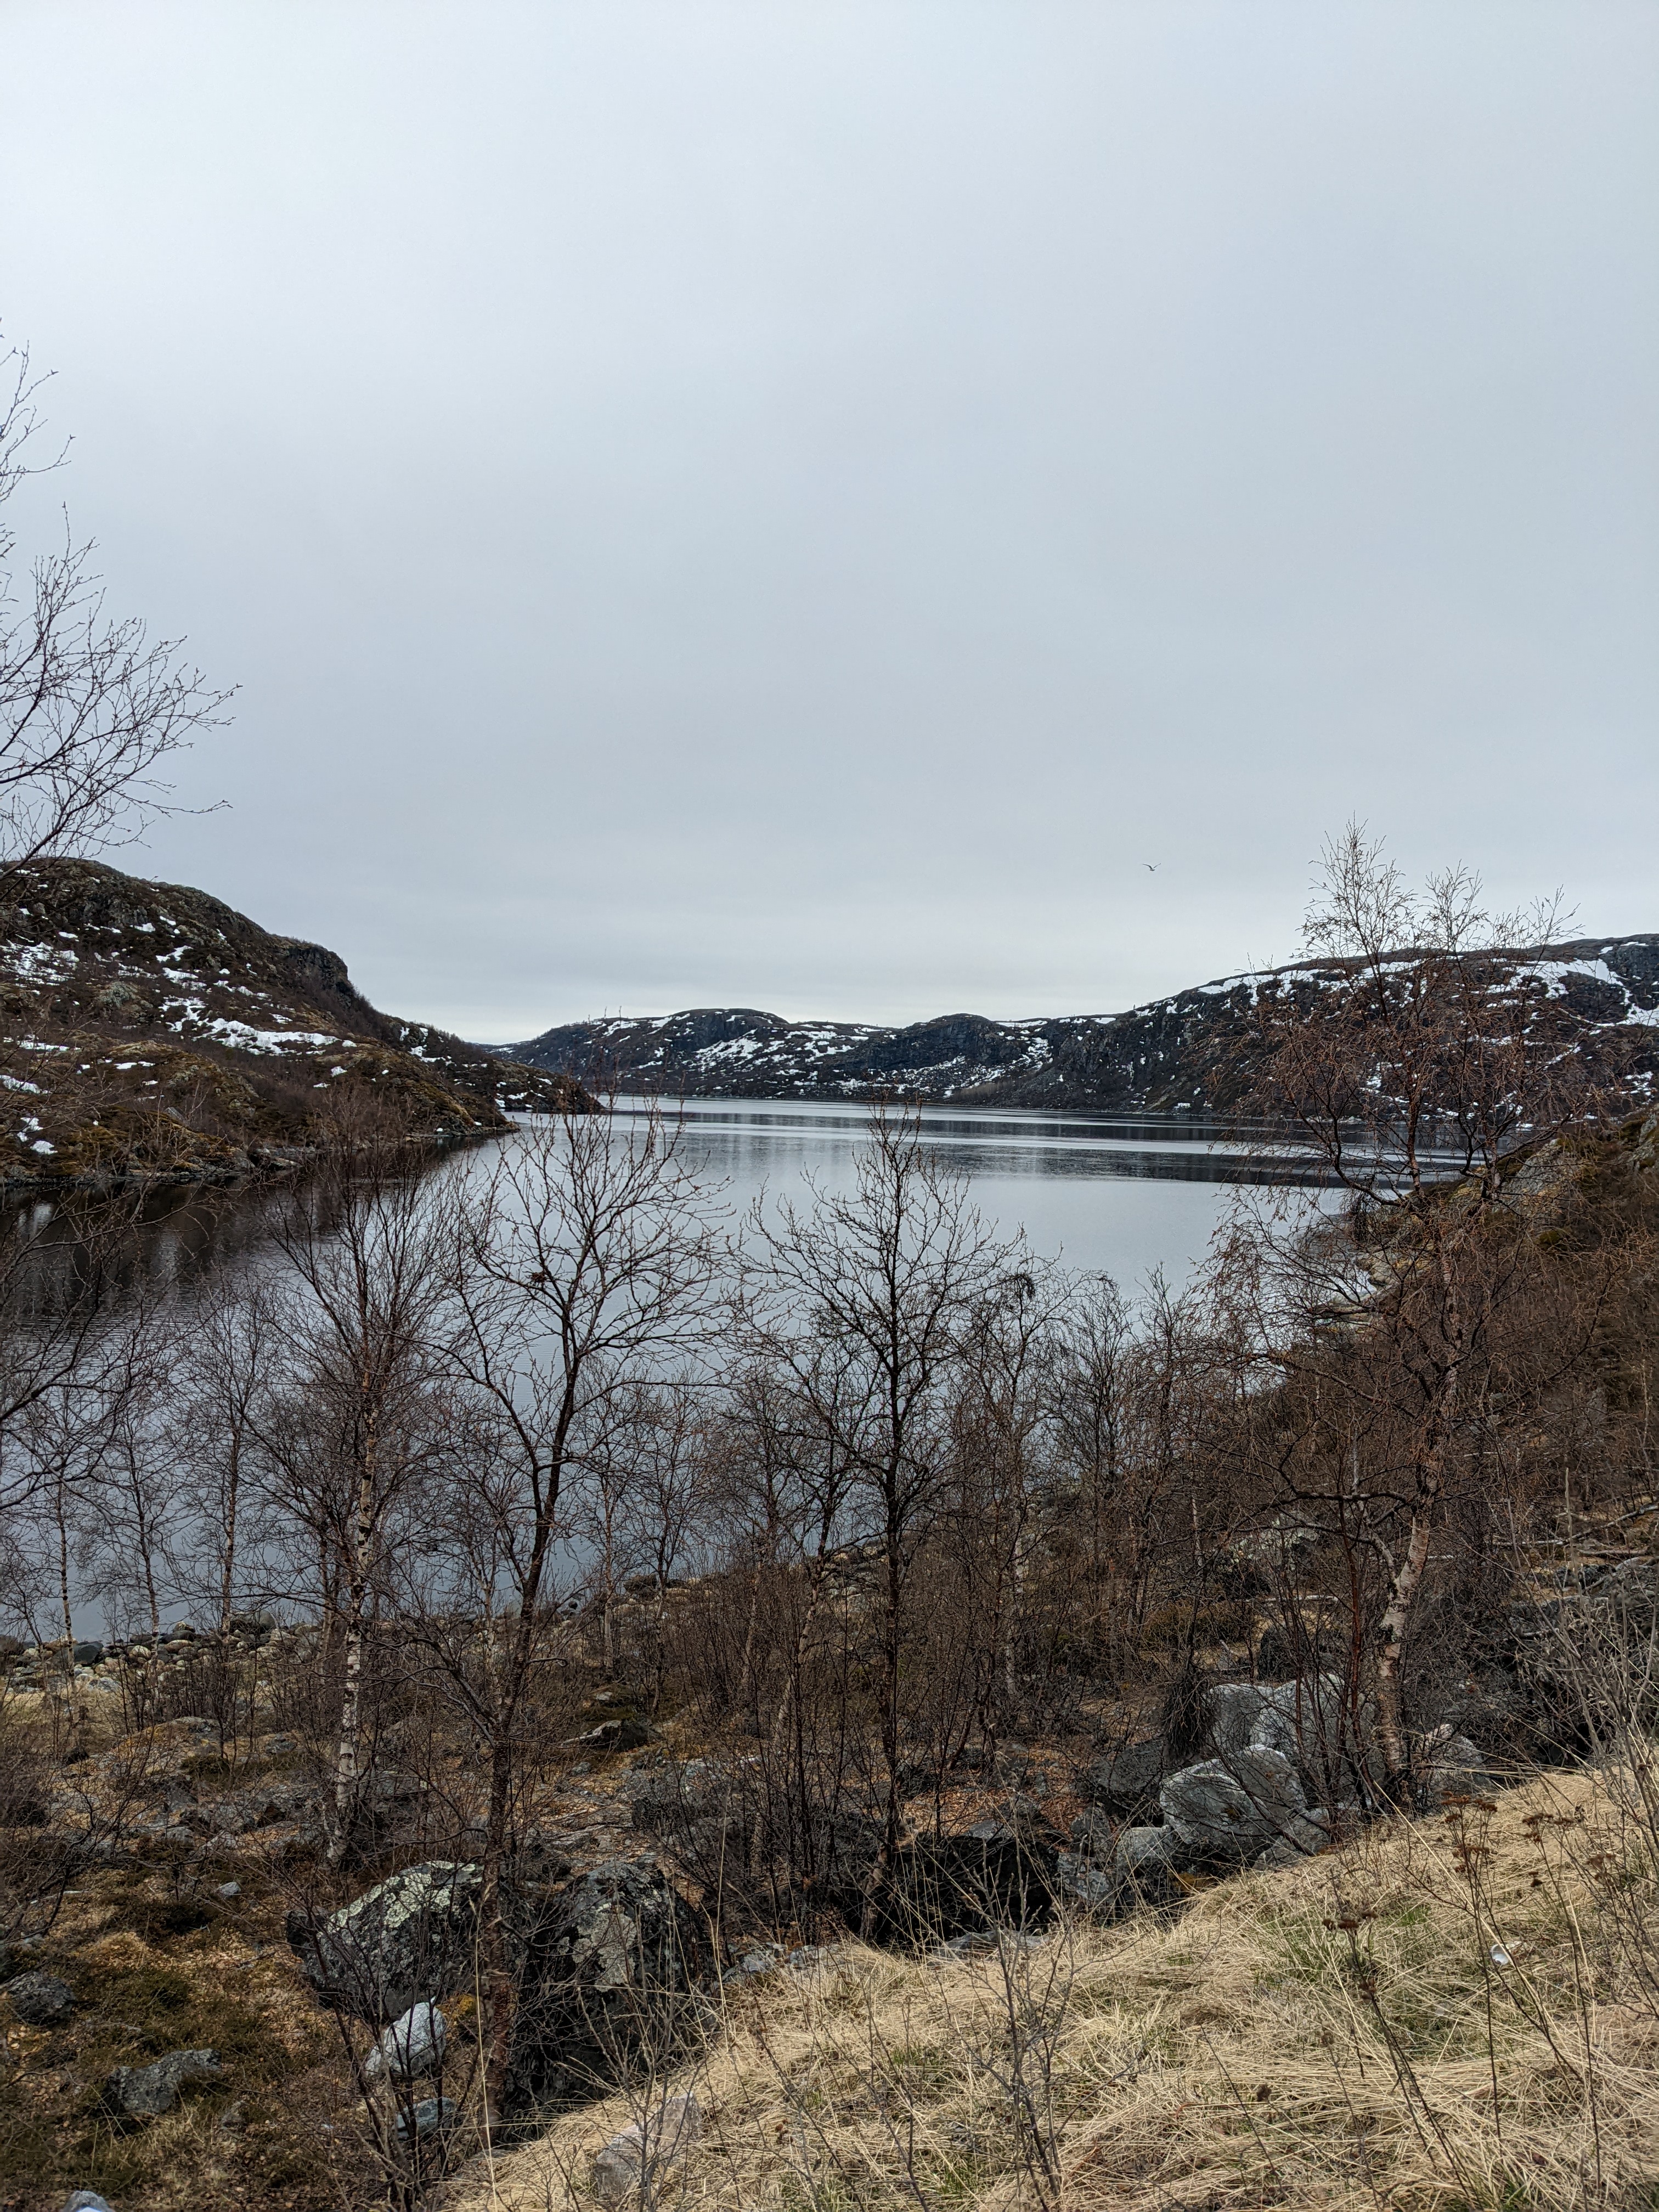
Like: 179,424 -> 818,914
860,1505 -> 906,1939
329,1449 -> 377,1862
479,1447 -> 563,2125
217,1437 -> 241,1642
54,1479 -> 79,1746
1375,1279 -> 1464,1791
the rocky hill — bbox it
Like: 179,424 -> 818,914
507,935 -> 1659,1111
2,858 -> 588,1190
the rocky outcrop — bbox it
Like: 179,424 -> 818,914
1,856 -> 591,1189
1057,1673 -> 1515,1905
507,1855 -> 709,2109
289,1849 -> 708,2115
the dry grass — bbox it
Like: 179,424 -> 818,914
444,1767 -> 1659,2212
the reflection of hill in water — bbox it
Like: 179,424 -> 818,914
627,1097 -> 1390,1189
5,1102 -> 1329,1313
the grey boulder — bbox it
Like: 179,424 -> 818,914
287,1860 -> 482,2021
5,1970 -> 75,2027
104,2048 -> 222,2117
1206,1676 -> 1347,1763
1415,1726 -> 1493,1804
63,2194 -> 115,2212
1161,1748 -> 1310,1864
1081,1737 -> 1165,1821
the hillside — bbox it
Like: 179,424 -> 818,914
1,858 -> 588,1190
506,934 -> 1659,1110
458,1765 -> 1657,2212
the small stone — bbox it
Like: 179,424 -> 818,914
394,2094 -> 456,2145
592,2093 -> 701,2206
363,2001 -> 447,2084
218,2096 -> 250,2133
216,1881 -> 241,1901
104,2047 -> 221,2117
62,2193 -> 115,2212
5,1970 -> 75,2027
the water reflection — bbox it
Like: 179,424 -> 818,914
2,1098 -> 1325,1307
619,1096 -> 1321,1187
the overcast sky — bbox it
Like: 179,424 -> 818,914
2,4 -> 1654,1041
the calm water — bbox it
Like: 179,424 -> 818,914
6,1098 -> 1315,1311
608,1096 -> 1289,1293
10,1100 -> 1297,1635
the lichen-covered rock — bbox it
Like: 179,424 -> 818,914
1160,1748 -> 1310,1864
287,1861 -> 482,2022
506,1855 -> 708,2110
104,2047 -> 222,2117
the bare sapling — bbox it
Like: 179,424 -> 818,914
1232,824 -> 1614,1796
741,1101 -> 1025,1931
264,1095 -> 457,1861
435,1098 -> 720,2121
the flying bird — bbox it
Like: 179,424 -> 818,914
1144,862 -> 1160,873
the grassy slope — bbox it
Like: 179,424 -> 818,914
454,1766 -> 1659,2212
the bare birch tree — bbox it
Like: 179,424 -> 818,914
0,334 -> 230,884
1232,823 -> 1610,1791
428,1103 -> 719,2120
741,1103 -> 1020,1926
264,1102 -> 455,1859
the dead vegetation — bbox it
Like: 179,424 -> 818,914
445,1762 -> 1659,2212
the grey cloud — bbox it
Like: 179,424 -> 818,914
1,1 -> 1652,1036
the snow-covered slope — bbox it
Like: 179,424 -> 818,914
2,859 -> 586,1189
506,938 -> 1659,1112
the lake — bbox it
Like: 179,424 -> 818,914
608,1095 -> 1291,1293
8,1098 -> 1301,1637
6,1097 -> 1313,1314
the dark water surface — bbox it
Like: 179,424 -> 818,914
608,1096 -> 1297,1291
6,1098 -> 1309,1306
